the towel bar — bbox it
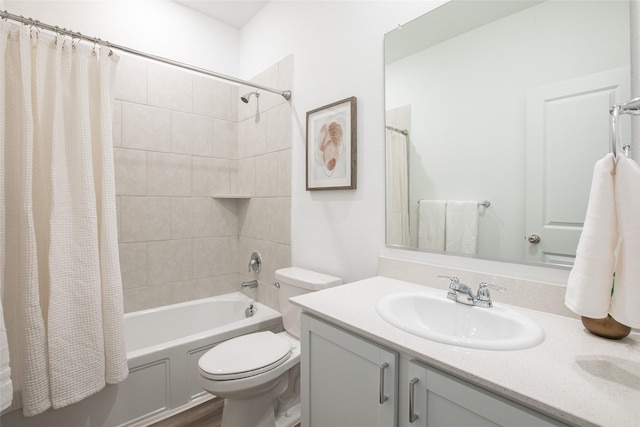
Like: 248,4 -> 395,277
417,200 -> 490,208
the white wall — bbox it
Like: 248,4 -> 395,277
239,1 -> 583,284
4,0 -> 239,75
239,1 -> 440,283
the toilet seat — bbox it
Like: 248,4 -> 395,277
199,331 -> 292,381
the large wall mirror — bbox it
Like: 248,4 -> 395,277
385,0 -> 631,267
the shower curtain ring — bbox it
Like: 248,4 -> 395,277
54,26 -> 62,45
29,21 -> 39,40
72,32 -> 81,50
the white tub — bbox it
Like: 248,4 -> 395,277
2,292 -> 282,427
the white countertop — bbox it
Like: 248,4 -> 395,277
290,276 -> 640,427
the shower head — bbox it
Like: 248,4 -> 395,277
241,91 -> 260,103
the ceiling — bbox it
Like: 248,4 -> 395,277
174,0 -> 269,28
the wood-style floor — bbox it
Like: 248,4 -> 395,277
148,398 -> 301,427
150,398 -> 223,427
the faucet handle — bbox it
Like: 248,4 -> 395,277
479,282 -> 506,292
476,282 -> 506,301
439,275 -> 465,292
438,275 -> 459,284
248,251 -> 262,273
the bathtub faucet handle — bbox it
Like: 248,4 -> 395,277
248,251 -> 262,273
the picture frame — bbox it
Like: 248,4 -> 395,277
306,96 -> 357,190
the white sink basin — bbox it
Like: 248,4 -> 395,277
376,292 -> 545,351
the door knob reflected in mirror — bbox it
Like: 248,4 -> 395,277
527,234 -> 541,244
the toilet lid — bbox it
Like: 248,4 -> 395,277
199,331 -> 292,380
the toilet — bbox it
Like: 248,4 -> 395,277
198,267 -> 342,427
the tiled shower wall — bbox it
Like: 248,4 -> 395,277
113,54 -> 292,312
237,57 -> 292,309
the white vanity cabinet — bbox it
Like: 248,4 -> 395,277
302,313 -> 566,427
301,313 -> 398,427
401,359 -> 564,427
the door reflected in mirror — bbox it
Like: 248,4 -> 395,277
385,0 -> 631,267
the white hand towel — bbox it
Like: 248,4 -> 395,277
565,154 -> 618,319
0,301 -> 12,412
445,201 -> 479,255
418,200 -> 446,250
610,155 -> 640,328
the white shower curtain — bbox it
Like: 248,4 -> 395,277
385,129 -> 410,246
0,21 -> 128,416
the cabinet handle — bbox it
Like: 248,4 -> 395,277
379,362 -> 389,404
409,377 -> 419,423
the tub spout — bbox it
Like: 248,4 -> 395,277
241,280 -> 258,289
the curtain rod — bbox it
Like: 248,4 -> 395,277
0,10 -> 292,101
385,125 -> 408,136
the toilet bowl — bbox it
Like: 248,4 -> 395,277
199,331 -> 301,427
198,267 -> 342,427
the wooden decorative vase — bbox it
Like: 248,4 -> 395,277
581,315 -> 631,340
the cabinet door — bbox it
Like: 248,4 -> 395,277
406,360 -> 563,427
301,314 -> 398,427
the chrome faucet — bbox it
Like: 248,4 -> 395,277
438,275 -> 506,308
443,276 -> 475,305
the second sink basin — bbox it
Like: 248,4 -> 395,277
376,292 -> 545,351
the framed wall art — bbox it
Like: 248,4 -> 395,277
306,96 -> 357,190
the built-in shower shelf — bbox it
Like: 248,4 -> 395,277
211,194 -> 251,199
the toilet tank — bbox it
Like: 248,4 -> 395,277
275,267 -> 342,338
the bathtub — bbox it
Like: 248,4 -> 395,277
2,292 -> 282,427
